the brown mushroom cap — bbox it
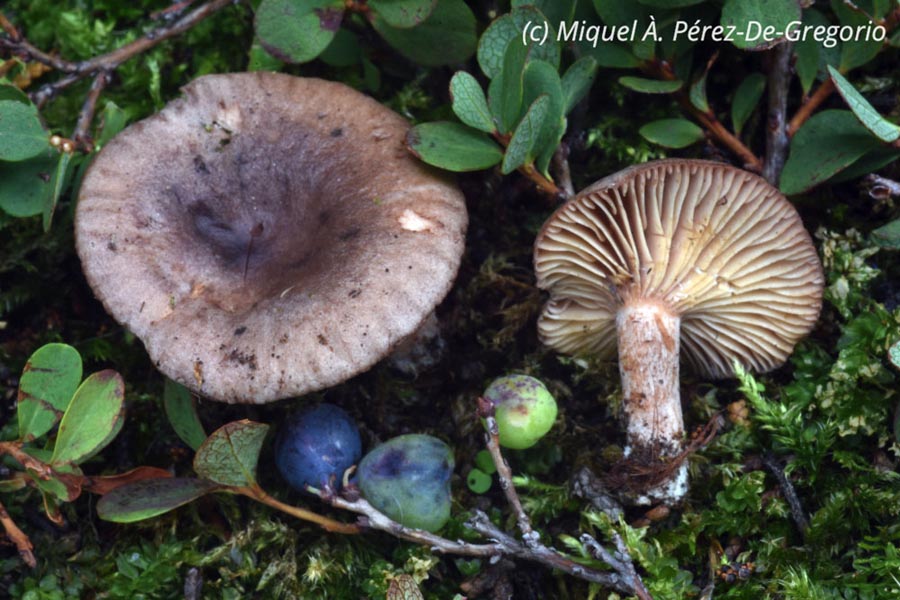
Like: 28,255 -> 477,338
76,72 -> 467,403
534,159 -> 823,378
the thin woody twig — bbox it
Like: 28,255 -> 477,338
788,6 -> 900,136
477,397 -> 538,547
645,60 -> 762,172
72,71 -> 110,151
552,143 -> 575,197
761,453 -> 809,535
582,532 -> 653,600
1,0 -> 234,107
787,78 -> 834,136
762,41 -> 793,185
0,499 -> 35,568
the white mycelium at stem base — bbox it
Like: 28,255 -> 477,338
616,301 -> 686,505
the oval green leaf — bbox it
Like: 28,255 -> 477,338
369,0 -> 437,28
386,574 -> 425,600
561,56 -> 598,114
502,94 -> 551,174
731,73 -> 766,136
639,118 -> 705,148
829,66 -> 900,144
373,0 -> 476,67
407,122 -> 503,172
51,370 -> 125,465
17,343 -> 83,442
97,478 -> 219,523
43,150 -> 73,232
619,76 -> 682,94
193,420 -> 269,487
450,71 -> 495,133
0,84 -> 30,104
780,110 -> 884,195
474,449 -> 497,474
318,28 -> 361,67
466,468 -> 492,494
477,6 -> 560,79
254,0 -> 345,64
0,100 -> 50,161
31,462 -> 83,502
488,39 -> 528,134
720,0 -> 801,50
163,378 -> 206,451
873,219 -> 900,250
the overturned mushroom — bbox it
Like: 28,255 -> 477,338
534,159 -> 823,504
76,73 -> 467,403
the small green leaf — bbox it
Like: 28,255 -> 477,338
721,0 -> 801,50
163,379 -> 206,451
639,118 -> 705,148
450,72 -> 495,133
43,150 -> 72,232
318,28 -> 361,67
474,449 -> 496,474
407,122 -> 503,172
0,100 -> 50,161
254,0 -> 345,64
373,0 -> 477,67
193,420 -> 269,487
0,84 -> 30,104
466,468 -> 492,494
522,61 -> 565,175
477,6 -> 560,79
51,370 -> 125,465
0,151 -> 59,217
618,77 -> 682,94
690,72 -> 709,113
832,0 -> 883,71
17,343 -> 83,442
831,146 -> 900,183
248,38 -> 285,72
793,9 -> 829,96
502,94 -> 551,174
584,42 -> 640,69
488,39 -> 528,134
780,110 -> 884,195
94,102 -> 128,149
97,478 -> 219,523
31,462 -> 82,502
369,0 -> 437,28
829,66 -> 900,144
512,0 -> 578,25
731,73 -> 766,136
561,56 -> 598,114
386,574 -> 425,600
873,219 -> 900,249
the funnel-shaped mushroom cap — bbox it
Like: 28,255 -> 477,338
534,159 -> 823,378
76,73 -> 467,403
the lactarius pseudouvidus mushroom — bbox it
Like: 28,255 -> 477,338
75,72 -> 467,404
534,159 -> 823,504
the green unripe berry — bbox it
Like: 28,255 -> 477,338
483,375 -> 558,449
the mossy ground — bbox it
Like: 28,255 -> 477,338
3,1 -> 900,598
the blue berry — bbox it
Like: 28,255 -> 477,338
274,403 -> 361,492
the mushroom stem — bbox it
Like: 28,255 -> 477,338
616,300 -> 687,504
